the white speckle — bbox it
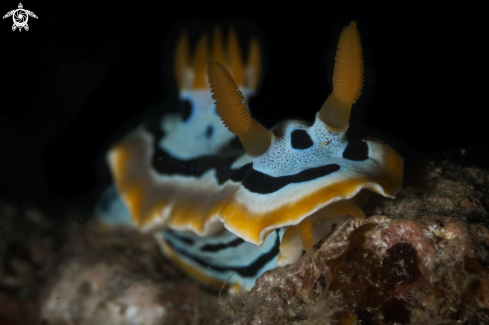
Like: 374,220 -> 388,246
253,117 -> 347,176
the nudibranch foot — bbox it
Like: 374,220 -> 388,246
277,199 -> 364,266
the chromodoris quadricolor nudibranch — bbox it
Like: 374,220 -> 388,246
206,21 -> 402,266
96,21 -> 403,289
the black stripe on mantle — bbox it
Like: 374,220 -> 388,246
145,119 -> 340,195
201,237 -> 245,252
236,164 -> 340,194
145,119 -> 246,184
164,230 -> 281,277
166,229 -> 246,253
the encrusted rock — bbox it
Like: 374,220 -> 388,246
223,162 -> 489,325
224,216 -> 489,324
0,200 -> 58,325
39,222 -> 226,325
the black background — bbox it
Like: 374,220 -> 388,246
1,1 -> 488,217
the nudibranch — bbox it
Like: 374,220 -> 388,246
207,21 -> 402,266
96,21 -> 403,289
96,26 -> 281,289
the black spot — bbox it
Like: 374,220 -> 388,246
240,164 -> 340,194
180,99 -> 192,122
291,129 -> 313,149
205,125 -> 213,138
381,243 -> 420,286
342,139 -> 369,161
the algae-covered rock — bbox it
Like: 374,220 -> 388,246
223,163 -> 489,325
39,222 -> 226,325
